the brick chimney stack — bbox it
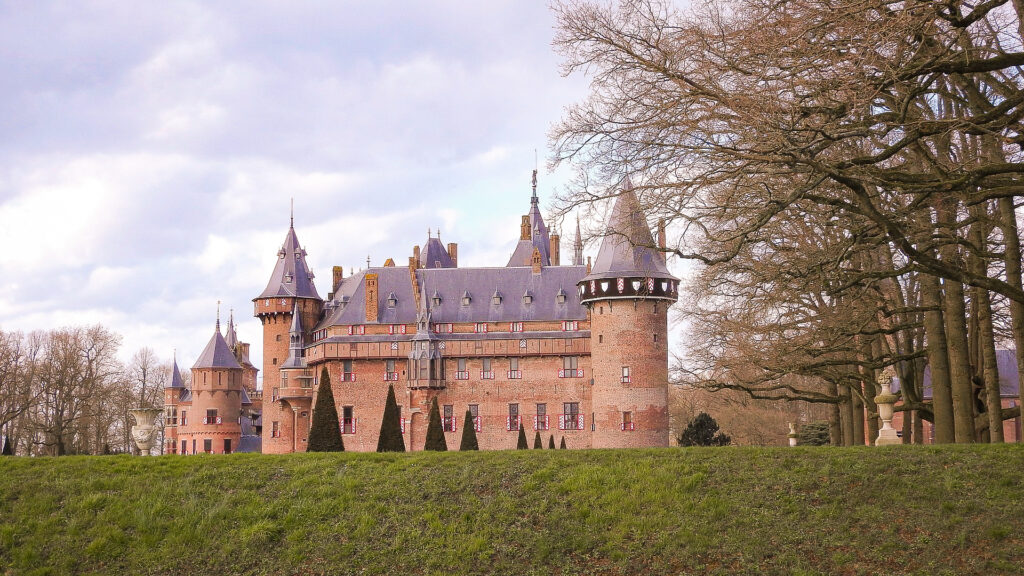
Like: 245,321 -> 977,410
550,230 -> 560,266
520,216 -> 530,240
333,266 -> 344,293
657,219 -> 667,262
365,273 -> 379,322
448,243 -> 458,267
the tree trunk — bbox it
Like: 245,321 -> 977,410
851,381 -> 865,446
840,383 -> 854,446
998,197 -> 1024,443
828,381 -> 842,446
921,273 -> 955,443
969,210 -> 1003,443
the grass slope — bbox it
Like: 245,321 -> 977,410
1,446 -> 1023,575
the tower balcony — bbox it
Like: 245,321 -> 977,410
277,386 -> 314,401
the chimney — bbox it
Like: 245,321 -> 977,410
586,256 -> 592,275
531,247 -> 543,274
239,342 -> 251,362
520,215 -> 530,240
550,232 -> 560,266
448,243 -> 458,267
409,257 -> 421,309
413,245 -> 421,265
332,266 -> 344,293
365,273 -> 379,323
657,219 -> 667,261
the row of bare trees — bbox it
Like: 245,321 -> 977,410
552,0 -> 1024,443
0,326 -> 169,456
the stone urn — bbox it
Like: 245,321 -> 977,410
130,408 -> 162,455
873,368 -> 901,446
787,422 -> 798,447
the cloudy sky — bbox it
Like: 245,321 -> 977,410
0,2 -> 670,380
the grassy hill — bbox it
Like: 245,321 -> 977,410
1,445 -> 1022,575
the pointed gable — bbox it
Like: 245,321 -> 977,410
258,223 -> 322,299
166,358 -> 185,389
419,237 -> 455,269
583,181 -> 675,281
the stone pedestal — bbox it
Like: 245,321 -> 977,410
787,422 -> 798,447
873,369 -> 901,446
130,408 -> 162,455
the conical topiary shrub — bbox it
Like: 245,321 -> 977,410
377,384 -> 405,452
307,367 -> 345,452
548,435 -> 555,449
560,437 -> 567,449
460,409 -> 479,451
533,430 -> 542,449
423,397 -> 447,451
517,423 -> 528,449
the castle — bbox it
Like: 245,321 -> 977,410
165,174 -> 677,452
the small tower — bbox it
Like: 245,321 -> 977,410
573,216 -> 584,266
253,214 -> 323,454
162,354 -> 185,454
277,303 -> 315,452
507,170 -> 553,267
578,179 -> 678,448
182,313 -> 244,454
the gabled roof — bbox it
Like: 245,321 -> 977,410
193,324 -> 243,370
420,237 -> 455,269
507,186 -> 552,267
583,181 -> 675,281
258,222 -> 322,300
166,357 -> 184,389
318,264 -> 588,329
280,302 -> 307,369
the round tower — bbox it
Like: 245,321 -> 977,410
182,314 -> 244,454
162,355 -> 184,454
253,216 -> 323,453
578,181 -> 678,448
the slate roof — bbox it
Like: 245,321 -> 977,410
280,302 -> 307,369
166,357 -> 184,389
507,190 -> 552,267
258,223 -> 322,300
420,237 -> 455,269
193,324 -> 243,370
239,415 -> 262,453
902,349 -> 1022,398
224,313 -> 238,349
318,264 -> 588,329
583,181 -> 675,282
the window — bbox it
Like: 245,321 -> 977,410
343,360 -> 355,382
469,404 -> 481,431
443,404 -> 456,432
205,409 -> 220,425
387,293 -> 398,307
224,439 -> 232,454
560,402 -> 582,430
474,323 -> 488,333
508,358 -> 521,379
342,406 -> 356,434
456,358 -> 469,380
271,421 -> 280,438
192,439 -> 196,454
385,359 -> 398,381
561,321 -> 579,331
181,439 -> 187,454
181,411 -> 187,426
621,366 -> 631,383
275,334 -> 282,341
556,290 -> 566,304
388,324 -> 407,335
535,403 -> 549,431
347,325 -> 365,335
272,358 -> 277,365
462,292 -> 472,306
599,335 -> 603,344
492,292 -> 502,305
432,295 -> 442,307
523,293 -> 533,304
507,403 -> 521,431
203,439 -> 212,454
560,357 -> 582,378
481,358 -> 493,379
434,323 -> 453,333
622,411 -> 635,431
654,333 -> 658,343
510,322 -> 523,332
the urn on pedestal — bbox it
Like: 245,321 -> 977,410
130,408 -> 163,455
873,368 -> 901,446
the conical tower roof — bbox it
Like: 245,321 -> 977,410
507,171 -> 552,267
583,181 -> 675,281
166,356 -> 185,389
225,310 -> 238,349
193,320 -> 242,370
258,219 -> 322,300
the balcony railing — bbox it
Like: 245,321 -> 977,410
202,416 -> 223,425
384,372 -> 399,381
506,415 -> 522,431
558,414 -> 584,431
558,369 -> 584,378
534,414 -> 550,431
507,370 -> 522,379
278,386 -> 314,400
455,371 -> 470,380
480,370 -> 494,379
442,416 -> 457,432
621,421 -> 636,431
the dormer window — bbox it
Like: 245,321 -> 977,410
462,291 -> 472,306
387,293 -> 398,307
432,291 -> 442,307
492,291 -> 502,305
556,289 -> 567,304
523,292 -> 533,305
277,249 -> 286,259
284,273 -> 293,283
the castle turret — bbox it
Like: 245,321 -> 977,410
507,170 -> 552,267
254,215 -> 323,453
162,354 -> 185,454
578,179 -> 678,448
181,314 -> 244,454
573,216 -> 584,266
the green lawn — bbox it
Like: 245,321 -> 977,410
1,445 -> 1022,575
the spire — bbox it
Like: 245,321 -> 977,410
216,300 -> 221,334
193,313 -> 243,370
583,182 -> 675,281
507,169 -> 552,267
531,169 -> 538,204
225,309 -> 238,350
281,302 -> 306,369
166,353 -> 184,389
573,215 -> 584,266
257,217 -> 322,300
290,198 -> 294,228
